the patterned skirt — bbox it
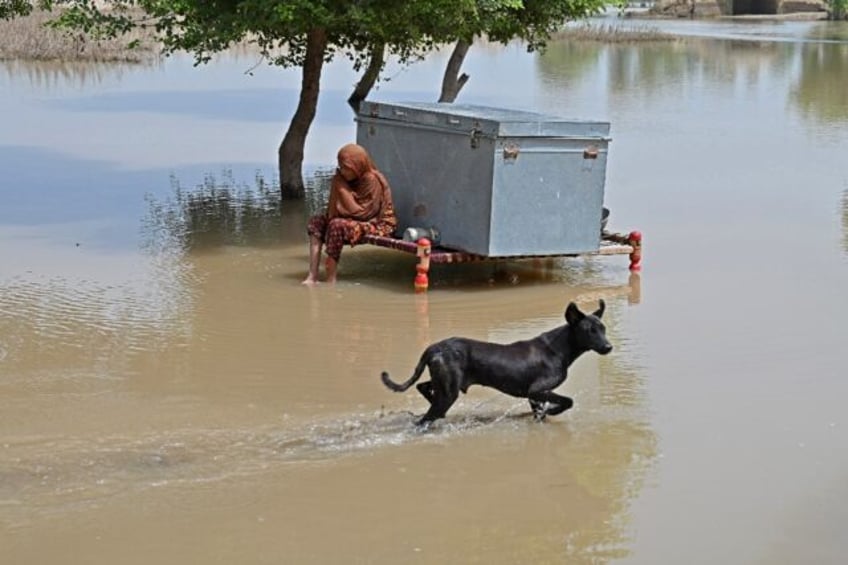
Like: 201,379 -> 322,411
306,214 -> 395,262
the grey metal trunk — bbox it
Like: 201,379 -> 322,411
356,101 -> 611,257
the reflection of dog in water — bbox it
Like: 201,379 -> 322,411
381,300 -> 612,428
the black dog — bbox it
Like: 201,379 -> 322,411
381,300 -> 612,427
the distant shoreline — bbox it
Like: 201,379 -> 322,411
0,8 -> 835,64
621,5 -> 830,21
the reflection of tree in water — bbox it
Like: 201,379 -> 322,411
791,43 -> 848,124
542,36 -> 848,127
537,37 -> 789,101
0,59 -> 157,90
142,169 -> 333,252
535,40 -> 604,86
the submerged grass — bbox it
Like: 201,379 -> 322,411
0,8 -> 159,63
554,22 -> 676,43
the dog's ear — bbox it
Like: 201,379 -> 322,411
565,302 -> 584,325
593,299 -> 606,319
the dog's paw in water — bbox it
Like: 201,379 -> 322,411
414,420 -> 434,433
530,399 -> 549,421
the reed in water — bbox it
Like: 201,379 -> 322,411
553,22 -> 676,43
0,7 -> 159,62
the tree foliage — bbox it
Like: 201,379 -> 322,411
32,0 -> 607,75
32,1 -> 475,67
829,0 -> 847,20
0,0 -> 46,19
460,0 -> 607,50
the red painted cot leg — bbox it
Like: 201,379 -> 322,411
628,230 -> 642,272
414,238 -> 432,293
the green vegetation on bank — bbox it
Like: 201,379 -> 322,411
832,0 -> 847,20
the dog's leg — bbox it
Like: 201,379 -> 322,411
417,392 -> 449,426
416,405 -> 440,427
529,399 -> 546,419
416,386 -> 460,427
415,378 -> 445,426
528,391 -> 574,421
415,419 -> 433,432
415,384 -> 440,426
415,362 -> 460,428
543,392 -> 574,416
416,381 -> 435,403
529,398 -> 550,421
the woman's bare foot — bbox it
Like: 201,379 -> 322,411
301,275 -> 319,286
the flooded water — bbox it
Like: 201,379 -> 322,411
2,16 -> 848,565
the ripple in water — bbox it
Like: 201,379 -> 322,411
0,249 -> 194,383
0,399 -> 534,527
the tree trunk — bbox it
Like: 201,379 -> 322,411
438,39 -> 471,103
278,28 -> 328,200
348,42 -> 385,114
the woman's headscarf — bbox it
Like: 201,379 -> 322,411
327,143 -> 391,221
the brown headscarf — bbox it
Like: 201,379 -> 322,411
327,143 -> 392,221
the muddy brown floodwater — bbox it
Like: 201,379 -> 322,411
2,16 -> 848,565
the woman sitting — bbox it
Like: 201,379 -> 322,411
302,143 -> 397,285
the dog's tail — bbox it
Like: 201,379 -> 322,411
381,350 -> 429,392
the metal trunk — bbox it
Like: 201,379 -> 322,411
357,101 -> 611,257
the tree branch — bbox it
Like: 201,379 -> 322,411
348,42 -> 385,114
438,39 -> 471,103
